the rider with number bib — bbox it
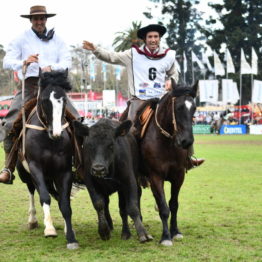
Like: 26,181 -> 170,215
82,24 -> 204,169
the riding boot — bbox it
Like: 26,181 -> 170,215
0,152 -> 16,184
0,134 -> 16,184
186,145 -> 205,170
186,157 -> 205,170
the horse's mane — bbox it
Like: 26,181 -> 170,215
158,84 -> 196,106
171,84 -> 196,98
39,71 -> 72,91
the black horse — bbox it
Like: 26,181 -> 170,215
132,79 -> 198,246
16,70 -> 79,249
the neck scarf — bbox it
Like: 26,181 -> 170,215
32,28 -> 55,41
132,45 -> 170,59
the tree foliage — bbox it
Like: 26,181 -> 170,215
203,0 -> 262,103
112,21 -> 144,52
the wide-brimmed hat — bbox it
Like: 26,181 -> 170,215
137,24 -> 166,39
20,5 -> 56,18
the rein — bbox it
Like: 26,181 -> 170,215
25,122 -> 69,131
154,97 -> 178,139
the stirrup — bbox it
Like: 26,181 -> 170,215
0,168 -> 15,184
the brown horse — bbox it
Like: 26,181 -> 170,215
131,80 -> 198,246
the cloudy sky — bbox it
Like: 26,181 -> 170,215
0,0 -> 217,50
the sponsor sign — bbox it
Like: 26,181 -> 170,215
193,125 -> 211,134
220,125 -> 247,135
249,125 -> 262,135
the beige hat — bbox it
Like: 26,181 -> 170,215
20,5 -> 56,18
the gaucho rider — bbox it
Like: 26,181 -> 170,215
82,23 -> 204,169
0,5 -> 80,184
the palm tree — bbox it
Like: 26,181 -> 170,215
112,21 -> 144,52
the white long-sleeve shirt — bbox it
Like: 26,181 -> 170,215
3,28 -> 71,80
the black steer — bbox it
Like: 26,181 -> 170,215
73,118 -> 152,243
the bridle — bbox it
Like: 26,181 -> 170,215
154,96 -> 178,139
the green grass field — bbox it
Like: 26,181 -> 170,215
0,135 -> 261,262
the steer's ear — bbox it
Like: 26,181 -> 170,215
115,120 -> 132,137
73,120 -> 89,137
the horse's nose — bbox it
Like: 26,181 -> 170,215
181,137 -> 194,149
91,164 -> 106,177
48,129 -> 62,140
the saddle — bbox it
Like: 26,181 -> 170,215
133,98 -> 159,139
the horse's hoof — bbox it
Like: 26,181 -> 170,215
173,233 -> 183,241
67,242 -> 79,250
121,232 -> 131,240
100,234 -> 111,241
28,221 -> 39,230
139,235 -> 148,243
160,240 -> 173,246
44,228 -> 58,237
99,230 -> 111,241
147,234 -> 154,241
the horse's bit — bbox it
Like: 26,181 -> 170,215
154,97 -> 177,139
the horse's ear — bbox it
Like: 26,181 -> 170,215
115,120 -> 132,137
64,68 -> 68,78
39,67 -> 43,77
192,80 -> 199,97
171,77 -> 177,90
73,120 -> 89,137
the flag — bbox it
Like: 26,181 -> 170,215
226,49 -> 235,74
240,48 -> 252,74
102,62 -> 107,81
174,58 -> 181,73
89,61 -> 96,81
251,47 -> 258,75
183,52 -> 187,73
214,51 -> 225,76
252,80 -> 262,103
199,80 -> 219,103
232,82 -> 240,104
202,52 -> 213,72
115,66 -> 121,80
222,79 -> 239,104
191,51 -> 205,70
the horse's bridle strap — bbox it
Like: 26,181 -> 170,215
25,122 -> 69,131
155,97 -> 177,139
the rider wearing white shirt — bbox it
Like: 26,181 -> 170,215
4,29 -> 71,80
0,6 -> 79,184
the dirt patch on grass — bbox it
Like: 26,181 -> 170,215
197,140 -> 262,145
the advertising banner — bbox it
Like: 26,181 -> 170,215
220,125 -> 247,135
249,125 -> 262,135
193,125 -> 211,134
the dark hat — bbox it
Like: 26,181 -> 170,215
20,5 -> 56,18
137,24 -> 166,39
